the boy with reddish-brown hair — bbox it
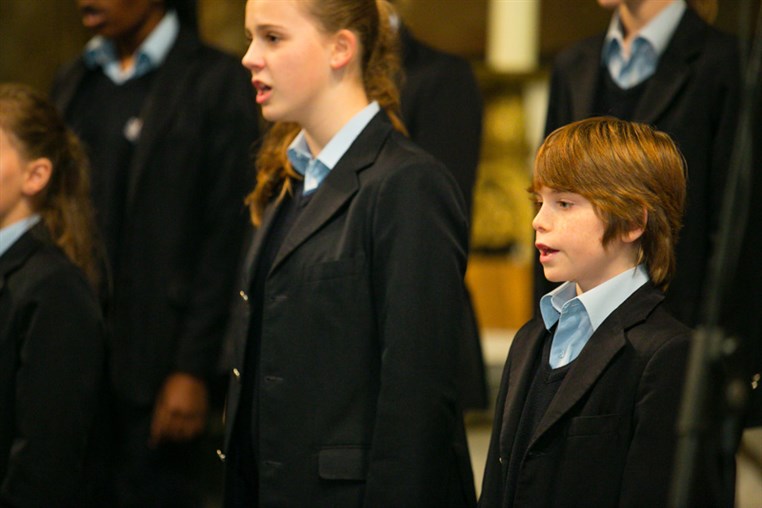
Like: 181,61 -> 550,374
481,117 -> 722,507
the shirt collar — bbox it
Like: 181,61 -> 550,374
0,215 -> 41,258
603,0 -> 686,61
288,101 -> 380,175
540,264 -> 650,331
83,10 -> 179,83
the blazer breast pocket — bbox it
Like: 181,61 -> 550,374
302,256 -> 365,284
567,414 -> 620,437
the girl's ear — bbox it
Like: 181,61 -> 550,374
22,157 -> 53,197
330,29 -> 359,70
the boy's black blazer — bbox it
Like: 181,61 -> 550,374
223,111 -> 477,507
51,27 -> 259,405
480,283 -> 719,508
540,8 -> 741,328
0,223 -> 106,506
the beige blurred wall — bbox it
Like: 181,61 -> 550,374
0,1 -> 88,93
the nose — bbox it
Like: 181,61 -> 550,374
241,40 -> 264,72
532,203 -> 548,232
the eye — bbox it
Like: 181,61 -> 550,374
557,200 -> 573,209
265,32 -> 281,44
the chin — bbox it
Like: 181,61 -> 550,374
260,107 -> 290,125
542,270 -> 566,284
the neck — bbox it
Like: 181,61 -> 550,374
618,0 -> 675,48
302,83 -> 370,156
114,7 -> 166,66
1,204 -> 35,230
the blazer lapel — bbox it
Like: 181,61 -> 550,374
499,319 -> 547,457
243,200 -> 282,284
0,223 -> 47,294
633,9 -> 704,124
269,112 -> 393,273
126,28 -> 201,209
569,38 -> 604,120
530,284 -> 664,445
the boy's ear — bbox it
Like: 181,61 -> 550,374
22,157 -> 53,197
623,208 -> 648,243
330,29 -> 358,70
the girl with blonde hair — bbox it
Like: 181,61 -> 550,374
222,1 -> 477,506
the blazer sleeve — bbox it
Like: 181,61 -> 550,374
404,58 -> 482,215
171,56 -> 259,379
362,155 -> 473,507
1,266 -> 104,507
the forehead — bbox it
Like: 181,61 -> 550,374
534,186 -> 582,198
245,0 -> 307,26
0,128 -> 24,162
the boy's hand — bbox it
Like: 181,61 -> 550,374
149,372 -> 208,446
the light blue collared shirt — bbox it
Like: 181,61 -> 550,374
602,0 -> 686,89
540,265 -> 650,368
83,10 -> 179,84
0,215 -> 41,258
287,101 -> 381,195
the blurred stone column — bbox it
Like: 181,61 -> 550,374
486,0 -> 539,73
467,0 -> 543,335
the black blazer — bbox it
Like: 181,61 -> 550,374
539,8 -> 741,328
399,25 -> 483,216
51,27 -> 260,405
399,25 -> 487,410
0,223 -> 106,507
480,283 -> 721,508
224,112 -> 477,507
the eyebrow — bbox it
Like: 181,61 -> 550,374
244,22 -> 283,36
254,23 -> 284,33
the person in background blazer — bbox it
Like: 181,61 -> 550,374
50,0 -> 259,505
536,0 -> 741,332
397,20 -> 488,411
397,22 -> 482,217
0,83 -> 107,507
223,0 -> 476,506
481,118 -> 726,507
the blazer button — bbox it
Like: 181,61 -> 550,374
232,368 -> 241,381
216,449 -> 226,463
239,290 -> 249,302
499,457 -> 505,465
